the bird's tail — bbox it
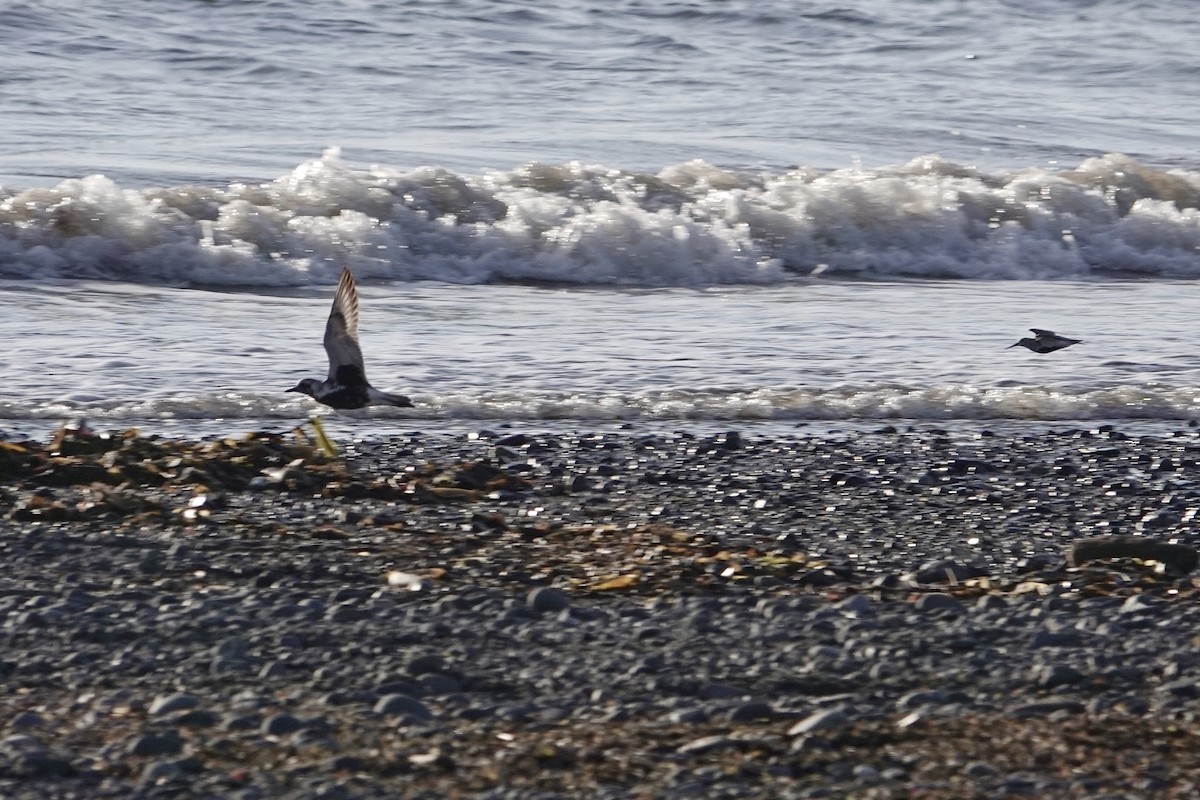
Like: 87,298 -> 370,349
369,388 -> 414,408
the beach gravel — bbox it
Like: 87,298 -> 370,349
2,423 -> 1200,797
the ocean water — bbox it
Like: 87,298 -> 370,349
4,1 -> 1200,437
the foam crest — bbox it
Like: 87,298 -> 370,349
5,385 -> 1200,427
3,150 -> 1200,286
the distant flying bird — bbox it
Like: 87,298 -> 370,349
287,267 -> 413,409
1007,328 -> 1081,354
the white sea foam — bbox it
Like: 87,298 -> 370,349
3,150 -> 1200,287
4,385 -> 1200,431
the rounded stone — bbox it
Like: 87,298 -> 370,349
727,702 -> 774,723
787,707 -> 851,736
407,654 -> 445,676
913,593 -> 963,614
373,694 -> 433,722
260,713 -> 304,736
527,587 -> 571,613
129,730 -> 184,757
149,693 -> 201,717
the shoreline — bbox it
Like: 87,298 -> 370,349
3,424 -> 1200,796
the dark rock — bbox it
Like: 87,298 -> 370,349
665,707 -> 709,724
727,702 -> 774,722
1068,535 -> 1198,574
1031,629 -> 1083,648
1009,700 -> 1085,718
149,693 -> 201,717
913,559 -> 984,584
11,751 -> 76,779
418,674 -> 462,695
1119,594 -> 1163,615
129,730 -> 184,757
527,586 -> 571,613
407,654 -> 445,676
261,713 -> 304,736
373,694 -> 433,722
8,712 -> 44,730
1156,679 -> 1200,698
1033,664 -> 1086,689
701,683 -> 745,700
912,593 -> 963,614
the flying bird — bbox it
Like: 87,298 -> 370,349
287,267 -> 413,409
1007,328 -> 1081,354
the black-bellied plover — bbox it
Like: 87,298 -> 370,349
1007,328 -> 1081,354
287,267 -> 412,409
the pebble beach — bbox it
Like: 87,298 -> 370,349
8,1 -> 1200,797
4,422 -> 1200,798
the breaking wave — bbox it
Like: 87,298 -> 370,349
3,149 -> 1200,287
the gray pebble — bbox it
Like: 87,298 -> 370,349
176,710 -> 221,728
665,707 -> 708,724
261,713 -> 303,736
965,761 -> 998,777
373,694 -> 433,722
215,637 -> 249,660
149,693 -> 201,717
997,778 -> 1039,795
418,674 -> 463,695
259,661 -> 291,679
527,586 -> 571,613
9,712 -> 44,730
1120,594 -> 1162,614
0,744 -> 75,779
852,764 -> 881,782
140,759 -> 183,786
407,654 -> 445,676
788,707 -> 850,736
328,754 -> 366,773
224,713 -> 262,731
1031,629 -> 1083,648
677,735 -> 742,755
973,594 -> 1009,613
896,690 -> 952,710
727,702 -> 774,722
835,595 -> 875,617
1033,663 -> 1085,688
373,679 -> 419,696
914,559 -> 978,584
1009,700 -> 1085,718
1156,679 -> 1200,698
129,730 -> 184,757
912,593 -> 963,614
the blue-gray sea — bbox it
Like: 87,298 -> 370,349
4,0 -> 1200,437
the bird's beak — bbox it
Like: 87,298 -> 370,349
1005,343 -> 1018,349
286,386 -> 300,393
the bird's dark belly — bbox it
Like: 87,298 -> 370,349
317,386 -> 370,409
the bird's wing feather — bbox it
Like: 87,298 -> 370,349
324,267 -> 366,382
1029,328 -> 1055,336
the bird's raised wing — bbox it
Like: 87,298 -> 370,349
1029,328 -> 1056,337
324,267 -> 366,382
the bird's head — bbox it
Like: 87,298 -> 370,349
287,379 -> 320,398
